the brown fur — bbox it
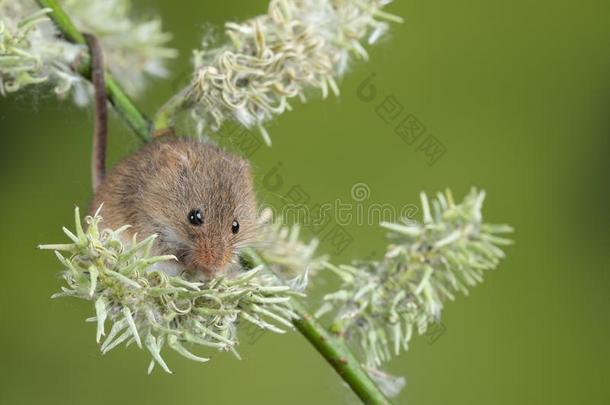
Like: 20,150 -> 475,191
90,136 -> 258,276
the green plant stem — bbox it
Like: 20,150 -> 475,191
242,250 -> 390,404
291,301 -> 390,405
36,0 -> 152,142
153,87 -> 189,132
38,1 -> 389,402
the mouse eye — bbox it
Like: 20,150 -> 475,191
188,209 -> 204,226
231,220 -> 240,234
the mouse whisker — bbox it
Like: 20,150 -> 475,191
155,227 -> 192,257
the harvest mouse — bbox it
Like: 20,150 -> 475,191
90,136 -> 258,277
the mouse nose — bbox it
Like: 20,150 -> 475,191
191,240 -> 231,275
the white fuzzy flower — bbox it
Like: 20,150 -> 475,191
317,189 -> 513,369
0,0 -> 176,104
40,207 -> 308,373
253,215 -> 327,288
61,0 -> 177,97
0,1 -> 81,98
184,0 -> 402,144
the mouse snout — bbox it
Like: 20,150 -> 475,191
188,239 -> 232,276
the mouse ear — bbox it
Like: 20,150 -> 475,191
157,143 -> 190,169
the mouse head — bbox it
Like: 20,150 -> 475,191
141,139 -> 258,276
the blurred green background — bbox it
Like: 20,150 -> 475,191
1,0 -> 609,404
